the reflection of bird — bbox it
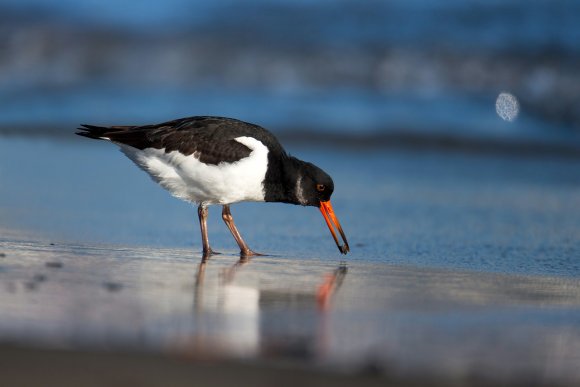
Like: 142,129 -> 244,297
77,116 -> 349,257
317,262 -> 348,309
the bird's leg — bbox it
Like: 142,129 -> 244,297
198,204 -> 218,258
221,205 -> 261,257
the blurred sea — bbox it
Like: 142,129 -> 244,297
1,0 -> 580,150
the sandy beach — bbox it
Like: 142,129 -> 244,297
1,236 -> 580,386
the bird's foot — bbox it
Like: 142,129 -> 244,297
240,249 -> 264,258
202,248 -> 221,260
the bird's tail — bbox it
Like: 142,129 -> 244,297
76,124 -> 135,140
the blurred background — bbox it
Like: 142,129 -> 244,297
1,0 -> 580,150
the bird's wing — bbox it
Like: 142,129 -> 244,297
77,116 -> 267,165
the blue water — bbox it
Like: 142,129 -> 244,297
4,87 -> 577,146
1,0 -> 580,148
1,137 -> 579,277
4,0 -> 580,52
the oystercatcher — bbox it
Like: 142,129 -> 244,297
76,116 -> 349,257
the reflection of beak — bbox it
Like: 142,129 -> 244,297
319,200 -> 350,254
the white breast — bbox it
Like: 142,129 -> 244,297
118,136 -> 269,205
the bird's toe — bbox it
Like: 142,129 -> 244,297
240,249 -> 264,258
202,249 -> 221,259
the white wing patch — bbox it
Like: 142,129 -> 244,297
118,136 -> 269,205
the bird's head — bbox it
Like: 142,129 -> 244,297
295,162 -> 350,255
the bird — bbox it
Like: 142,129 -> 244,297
76,116 -> 349,258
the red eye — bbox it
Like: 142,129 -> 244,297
316,184 -> 325,192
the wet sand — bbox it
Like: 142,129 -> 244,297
1,238 -> 579,386
0,346 -> 392,387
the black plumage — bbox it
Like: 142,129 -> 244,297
77,116 -> 284,166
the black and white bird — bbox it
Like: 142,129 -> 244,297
76,116 -> 349,257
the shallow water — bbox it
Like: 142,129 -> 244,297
1,137 -> 579,276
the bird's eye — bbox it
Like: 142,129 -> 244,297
316,184 -> 325,192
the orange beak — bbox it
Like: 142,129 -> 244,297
319,200 -> 350,254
